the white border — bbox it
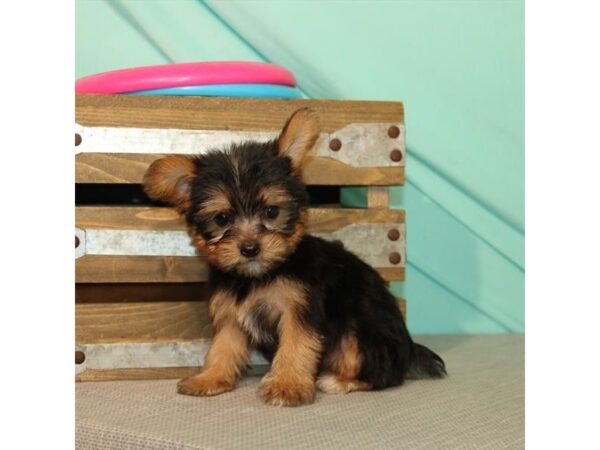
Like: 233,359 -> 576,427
2,1 -> 74,448
527,0 -> 600,447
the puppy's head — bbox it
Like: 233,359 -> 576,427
143,108 -> 320,277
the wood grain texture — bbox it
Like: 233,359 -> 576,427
75,255 -> 209,283
76,95 -> 404,132
75,282 -> 209,303
376,267 -> 406,282
76,298 -> 406,344
76,255 -> 405,283
76,367 -> 202,382
76,301 -> 212,342
367,187 -> 390,208
75,153 -> 404,185
76,206 -> 405,232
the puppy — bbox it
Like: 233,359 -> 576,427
143,108 -> 446,406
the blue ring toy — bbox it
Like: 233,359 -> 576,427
128,83 -> 303,99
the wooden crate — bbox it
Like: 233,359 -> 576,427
75,95 -> 406,381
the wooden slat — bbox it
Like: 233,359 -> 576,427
377,267 -> 406,282
75,153 -> 404,185
76,297 -> 407,343
76,367 -> 201,382
76,95 -> 404,132
76,301 -> 212,342
76,206 -> 405,232
367,187 -> 390,208
76,255 -> 405,283
76,255 -> 209,283
75,282 -> 209,303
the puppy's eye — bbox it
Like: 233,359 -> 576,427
214,213 -> 233,227
265,206 -> 279,219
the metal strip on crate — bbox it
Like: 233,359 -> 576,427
75,223 -> 406,269
75,341 -> 269,375
74,122 -> 405,168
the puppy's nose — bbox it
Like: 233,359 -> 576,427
240,241 -> 261,258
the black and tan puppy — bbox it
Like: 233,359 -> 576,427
143,109 -> 446,406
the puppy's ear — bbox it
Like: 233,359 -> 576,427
277,108 -> 320,175
143,155 -> 197,212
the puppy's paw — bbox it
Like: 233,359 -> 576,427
177,374 -> 234,397
259,374 -> 316,406
317,373 -> 372,394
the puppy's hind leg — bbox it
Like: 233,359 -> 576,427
317,333 -> 372,394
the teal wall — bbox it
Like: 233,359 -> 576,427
76,0 -> 524,334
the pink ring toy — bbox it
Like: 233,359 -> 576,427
75,61 -> 296,94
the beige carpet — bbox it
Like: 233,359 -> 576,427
76,334 -> 524,450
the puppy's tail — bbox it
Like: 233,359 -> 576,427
407,343 -> 447,379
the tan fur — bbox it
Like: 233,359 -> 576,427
236,218 -> 259,241
237,278 -> 303,331
259,185 -> 293,205
317,333 -> 372,394
194,278 -> 322,405
264,209 -> 307,258
259,319 -> 322,406
207,238 -> 244,272
277,108 -> 320,175
197,190 -> 231,217
178,290 -> 249,397
208,289 -> 237,330
257,279 -> 323,406
326,333 -> 362,378
193,216 -> 307,277
142,156 -> 197,211
316,374 -> 372,394
259,232 -> 294,265
258,186 -> 295,232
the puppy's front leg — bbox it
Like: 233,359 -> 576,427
177,323 -> 249,396
259,302 -> 322,406
178,291 -> 249,396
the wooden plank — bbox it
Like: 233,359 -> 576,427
76,206 -> 405,232
76,301 -> 212,342
76,367 -> 201,382
377,267 -> 405,282
75,153 -> 404,185
76,255 -> 209,283
75,282 -> 209,303
367,187 -> 390,208
76,297 -> 406,343
76,95 -> 404,132
76,255 -> 405,283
